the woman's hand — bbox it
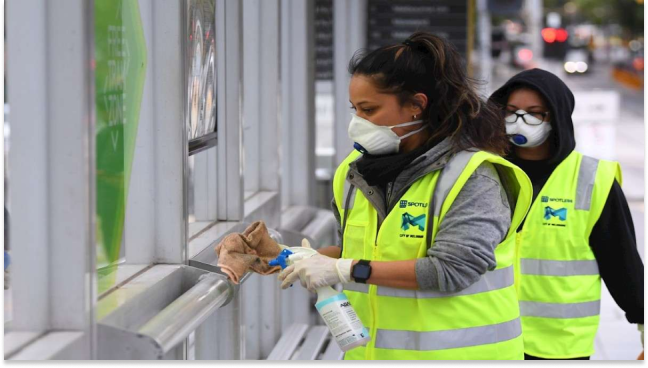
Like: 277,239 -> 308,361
278,254 -> 353,292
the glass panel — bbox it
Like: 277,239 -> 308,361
186,0 -> 216,147
186,1 -> 217,237
315,0 -> 334,158
187,154 -> 197,231
94,0 -> 148,293
314,0 -> 335,208
4,95 -> 12,328
187,147 -> 217,239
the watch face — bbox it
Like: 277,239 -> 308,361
354,264 -> 371,279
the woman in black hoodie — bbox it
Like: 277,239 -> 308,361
490,68 -> 644,360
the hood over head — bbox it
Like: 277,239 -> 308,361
489,68 -> 576,165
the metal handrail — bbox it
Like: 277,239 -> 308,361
137,273 -> 233,354
140,221 -> 331,360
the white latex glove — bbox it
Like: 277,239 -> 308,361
278,241 -> 353,292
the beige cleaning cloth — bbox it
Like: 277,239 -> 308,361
214,221 -> 282,284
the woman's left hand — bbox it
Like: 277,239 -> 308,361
278,254 -> 353,292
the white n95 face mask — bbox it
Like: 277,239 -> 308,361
347,113 -> 426,155
505,110 -> 552,147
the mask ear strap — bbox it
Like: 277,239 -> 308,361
391,119 -> 424,128
399,124 -> 428,140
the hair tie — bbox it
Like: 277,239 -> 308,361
402,39 -> 430,55
402,39 -> 414,47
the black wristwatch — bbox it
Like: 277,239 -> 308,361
352,260 -> 372,284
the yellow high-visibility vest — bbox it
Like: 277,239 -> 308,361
333,149 -> 532,360
515,151 -> 622,359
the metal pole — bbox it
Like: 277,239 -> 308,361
477,0 -> 492,95
526,0 -> 544,66
280,0 -> 316,208
138,273 -> 233,354
195,285 -> 243,360
333,0 -> 367,167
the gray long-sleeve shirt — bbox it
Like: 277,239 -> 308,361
414,162 -> 510,291
332,138 -> 513,292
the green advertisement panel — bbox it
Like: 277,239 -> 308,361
94,0 -> 147,293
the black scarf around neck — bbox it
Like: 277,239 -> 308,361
355,139 -> 438,188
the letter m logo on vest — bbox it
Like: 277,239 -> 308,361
544,206 -> 567,221
401,212 -> 426,231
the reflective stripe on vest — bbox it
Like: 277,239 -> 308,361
520,300 -> 601,319
343,282 -> 369,293
432,151 -> 475,218
520,259 -> 599,276
343,266 -> 513,298
575,156 -> 598,210
375,318 -> 522,351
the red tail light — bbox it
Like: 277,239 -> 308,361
542,28 -> 556,43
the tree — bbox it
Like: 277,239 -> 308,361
540,0 -> 643,36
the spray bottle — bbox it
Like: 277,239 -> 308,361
270,246 -> 371,352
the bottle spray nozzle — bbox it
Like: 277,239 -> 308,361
269,249 -> 295,287
270,246 -> 317,288
269,249 -> 294,270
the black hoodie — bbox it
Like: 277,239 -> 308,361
490,69 -> 644,335
491,68 -> 577,169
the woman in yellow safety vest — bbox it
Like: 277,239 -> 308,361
278,31 -> 533,360
489,68 -> 644,360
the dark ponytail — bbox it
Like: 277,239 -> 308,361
348,31 -> 509,155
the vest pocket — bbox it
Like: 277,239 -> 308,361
344,224 -> 366,259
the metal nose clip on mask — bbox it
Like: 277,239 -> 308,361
347,113 -> 427,155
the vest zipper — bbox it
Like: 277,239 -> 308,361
377,182 -> 393,248
386,181 -> 393,205
374,214 -> 380,251
375,181 -> 393,248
